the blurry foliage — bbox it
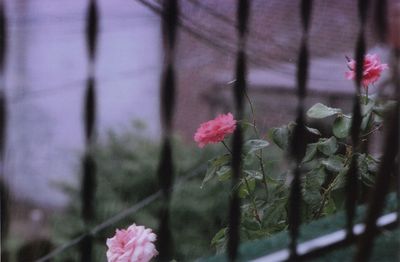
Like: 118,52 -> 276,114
51,123 -> 230,261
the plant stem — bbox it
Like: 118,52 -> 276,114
221,141 -> 233,155
244,90 -> 269,200
256,154 -> 269,201
244,91 -> 260,137
360,124 -> 383,138
221,140 -> 261,224
313,171 -> 343,219
313,149 -> 354,220
243,176 -> 262,224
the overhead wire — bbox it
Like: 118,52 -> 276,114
137,0 -> 339,81
185,0 -> 300,56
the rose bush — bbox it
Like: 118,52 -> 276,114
197,53 -> 395,251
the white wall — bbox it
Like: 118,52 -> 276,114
4,0 -> 161,207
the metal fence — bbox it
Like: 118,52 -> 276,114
0,0 -> 399,261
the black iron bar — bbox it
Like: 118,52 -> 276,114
156,0 -> 178,260
287,0 -> 312,260
226,1 -> 249,261
345,0 -> 369,239
374,0 -> 387,42
80,0 -> 99,261
354,44 -> 400,262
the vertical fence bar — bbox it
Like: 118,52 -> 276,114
0,1 -> 7,260
287,0 -> 312,259
345,0 -> 369,239
374,0 -> 387,42
80,0 -> 98,261
226,1 -> 249,261
156,0 -> 178,260
354,22 -> 400,260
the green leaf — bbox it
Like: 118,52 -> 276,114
366,155 -> 379,173
374,114 -> 384,124
263,175 -> 282,186
361,99 -> 375,116
306,126 -> 321,136
238,178 -> 256,198
332,167 -> 349,190
323,196 -> 336,214
317,137 -> 338,156
269,126 -> 289,150
217,166 -> 231,182
201,154 -> 230,188
303,178 -> 322,209
333,116 -> 351,138
361,112 -> 373,131
373,100 -> 397,116
241,215 -> 261,231
262,198 -> 287,227
246,178 -> 256,194
304,168 -> 326,210
302,143 -> 318,163
211,227 -> 227,247
358,153 -> 369,176
244,170 -> 263,180
358,154 -> 379,187
361,171 -> 375,187
307,103 -> 342,119
239,120 -> 255,132
245,139 -> 270,154
321,155 -> 345,173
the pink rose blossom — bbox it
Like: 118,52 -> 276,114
194,113 -> 237,148
106,224 -> 158,262
345,53 -> 388,87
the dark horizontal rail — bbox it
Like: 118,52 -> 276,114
251,212 -> 398,262
35,192 -> 160,262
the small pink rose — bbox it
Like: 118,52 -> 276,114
106,224 -> 158,262
194,113 -> 237,148
345,53 -> 388,88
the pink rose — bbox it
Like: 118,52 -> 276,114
345,53 -> 388,87
194,113 -> 237,148
106,224 -> 158,262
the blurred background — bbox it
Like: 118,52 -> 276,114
1,0 -> 398,261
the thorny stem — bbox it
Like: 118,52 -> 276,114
244,91 -> 260,137
244,90 -> 269,201
360,124 -> 383,139
243,176 -> 262,224
313,151 -> 353,219
221,140 -> 261,224
313,172 -> 342,219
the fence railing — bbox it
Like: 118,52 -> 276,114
0,0 -> 398,262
